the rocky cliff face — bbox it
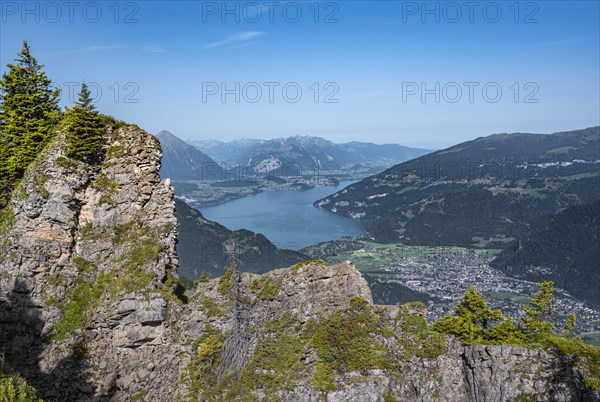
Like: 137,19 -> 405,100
174,262 -> 598,402
0,124 -> 180,400
0,125 -> 598,401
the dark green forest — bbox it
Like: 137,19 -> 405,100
491,201 -> 600,305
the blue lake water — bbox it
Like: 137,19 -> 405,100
200,181 -> 364,250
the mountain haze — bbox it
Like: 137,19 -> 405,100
189,135 -> 430,176
156,130 -> 224,181
315,127 -> 600,247
1,122 -> 598,401
2,29 -> 600,402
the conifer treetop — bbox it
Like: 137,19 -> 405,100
75,82 -> 95,111
0,40 -> 61,184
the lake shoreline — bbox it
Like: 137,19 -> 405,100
197,180 -> 365,250
173,176 -> 349,208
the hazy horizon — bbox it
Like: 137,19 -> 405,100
163,125 -> 599,150
2,1 -> 599,149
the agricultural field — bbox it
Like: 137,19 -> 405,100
487,291 -> 530,304
302,239 -> 600,339
322,241 -> 501,273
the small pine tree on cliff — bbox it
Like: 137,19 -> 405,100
64,82 -> 104,162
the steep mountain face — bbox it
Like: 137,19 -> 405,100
491,201 -> 600,305
189,135 -> 430,176
156,130 -> 224,180
186,138 -> 266,164
175,198 -> 308,280
1,125 -> 598,401
167,262 -> 599,402
0,124 -> 180,400
315,127 -> 600,247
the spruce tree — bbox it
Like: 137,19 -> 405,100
0,40 -> 60,185
433,285 -> 506,344
64,82 -> 104,162
455,285 -> 504,330
521,281 -> 556,338
564,313 -> 576,338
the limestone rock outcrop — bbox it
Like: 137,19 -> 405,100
0,124 -> 598,402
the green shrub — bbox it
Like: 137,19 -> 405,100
186,331 -> 225,400
417,331 -> 448,358
52,217 -> 182,339
514,392 -> 538,402
402,301 -> 427,310
162,271 -> 188,304
217,266 -> 234,296
228,312 -> 305,399
51,268 -> 111,340
313,361 -> 336,391
249,275 -> 280,300
91,172 -> 119,205
200,296 -> 225,317
0,367 -> 43,402
70,342 -> 89,360
0,207 -> 15,236
307,296 -> 390,385
542,336 -> 600,390
196,271 -> 209,283
382,392 -> 399,402
233,333 -> 304,398
396,314 -> 448,359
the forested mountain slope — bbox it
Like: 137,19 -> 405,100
315,127 -> 600,248
491,200 -> 600,305
175,198 -> 307,280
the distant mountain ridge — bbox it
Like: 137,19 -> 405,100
188,135 -> 430,176
156,130 -> 224,180
2,121 -> 597,401
314,127 -> 600,248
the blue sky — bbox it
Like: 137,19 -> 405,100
1,1 -> 599,148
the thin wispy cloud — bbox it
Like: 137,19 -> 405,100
229,42 -> 257,49
204,31 -> 265,49
142,46 -> 167,53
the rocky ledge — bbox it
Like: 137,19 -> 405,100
0,124 -> 598,401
